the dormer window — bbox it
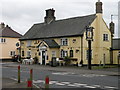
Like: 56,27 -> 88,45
61,38 -> 68,46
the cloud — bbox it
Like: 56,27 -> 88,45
0,0 -> 119,37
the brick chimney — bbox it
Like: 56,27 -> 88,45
109,21 -> 115,35
0,22 -> 5,29
44,8 -> 56,24
96,0 -> 103,14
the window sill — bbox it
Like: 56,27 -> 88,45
60,45 -> 68,46
103,40 -> 109,42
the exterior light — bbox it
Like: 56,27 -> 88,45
86,26 -> 94,40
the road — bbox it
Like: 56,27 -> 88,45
1,62 -> 119,89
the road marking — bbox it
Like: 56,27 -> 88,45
33,83 -> 40,88
33,80 -> 44,83
92,85 -> 101,88
12,70 -> 29,73
82,74 -> 106,77
49,81 -> 58,84
60,82 -> 70,84
11,78 -> 18,81
52,72 -> 106,77
52,72 -> 75,75
84,85 -> 96,88
55,82 -> 66,86
104,86 -> 117,89
74,83 -> 87,86
33,79 -> 118,89
67,84 -> 79,87
10,78 -> 23,82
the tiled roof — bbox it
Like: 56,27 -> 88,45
0,26 -> 22,38
37,39 -> 60,48
43,39 -> 60,48
20,14 -> 96,40
112,38 -> 120,50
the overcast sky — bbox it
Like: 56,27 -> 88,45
0,0 -> 119,37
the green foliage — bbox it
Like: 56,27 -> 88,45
34,56 -> 38,64
64,56 -> 71,66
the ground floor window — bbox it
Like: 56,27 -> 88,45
52,51 -> 56,57
70,50 -> 73,57
61,50 -> 68,58
27,51 -> 31,58
10,51 -> 15,56
22,51 -> 24,56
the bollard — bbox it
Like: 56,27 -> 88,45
30,69 -> 33,81
30,69 -> 33,87
45,75 -> 49,88
18,65 -> 20,83
27,78 -> 32,88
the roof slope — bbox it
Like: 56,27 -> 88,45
0,26 -> 22,38
20,14 -> 96,40
112,38 -> 120,50
43,39 -> 60,48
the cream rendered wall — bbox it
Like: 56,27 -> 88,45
82,14 -> 111,65
0,37 -> 19,59
113,50 -> 120,64
54,37 -> 81,63
21,40 -> 41,58
21,37 -> 82,64
46,48 -> 59,64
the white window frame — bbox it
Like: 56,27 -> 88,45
61,38 -> 68,46
27,51 -> 31,57
61,50 -> 68,58
52,51 -> 56,57
27,40 -> 32,47
103,34 -> 108,41
0,38 -> 6,43
10,51 -> 15,56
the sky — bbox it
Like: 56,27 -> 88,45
0,0 -> 119,37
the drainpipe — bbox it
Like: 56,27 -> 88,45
81,36 -> 83,65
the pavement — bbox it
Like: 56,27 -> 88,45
2,78 -> 40,90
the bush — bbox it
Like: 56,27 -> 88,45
64,56 -> 71,66
34,56 -> 38,64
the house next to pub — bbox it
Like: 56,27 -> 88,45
20,0 -> 120,65
0,23 -> 22,61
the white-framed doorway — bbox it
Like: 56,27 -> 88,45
39,46 -> 47,65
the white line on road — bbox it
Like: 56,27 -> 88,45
60,82 -> 70,84
33,80 -> 45,83
104,86 -> 117,89
84,85 -> 96,88
33,83 -> 40,88
74,83 -> 87,86
55,82 -> 66,86
32,79 -> 118,89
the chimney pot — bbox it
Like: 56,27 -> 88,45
109,21 -> 115,35
44,8 -> 56,24
0,22 -> 5,29
96,0 -> 103,13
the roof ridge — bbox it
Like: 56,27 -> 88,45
5,27 -> 22,36
34,14 -> 96,25
55,14 -> 96,22
0,27 -> 22,38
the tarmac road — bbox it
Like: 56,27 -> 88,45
1,62 -> 119,89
